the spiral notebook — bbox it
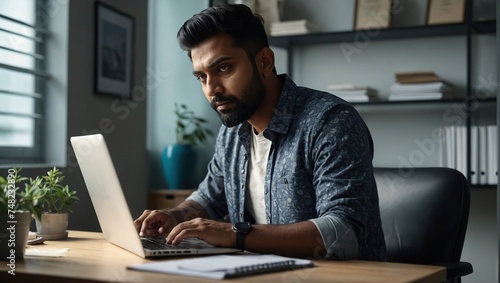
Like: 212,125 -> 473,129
127,254 -> 314,279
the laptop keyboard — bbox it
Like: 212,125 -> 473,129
141,237 -> 216,250
141,237 -> 184,250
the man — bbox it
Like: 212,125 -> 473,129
135,4 -> 386,261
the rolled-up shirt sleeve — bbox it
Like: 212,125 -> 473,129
185,190 -> 219,220
309,216 -> 358,260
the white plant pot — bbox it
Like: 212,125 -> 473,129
0,212 -> 32,259
35,212 -> 69,240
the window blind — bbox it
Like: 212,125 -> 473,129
0,0 -> 48,163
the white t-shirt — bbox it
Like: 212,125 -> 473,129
246,129 -> 272,224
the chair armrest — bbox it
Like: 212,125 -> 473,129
437,261 -> 473,280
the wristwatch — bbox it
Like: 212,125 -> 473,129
232,222 -> 252,251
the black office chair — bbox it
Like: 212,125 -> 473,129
374,167 -> 473,283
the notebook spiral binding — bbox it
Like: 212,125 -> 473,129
227,260 -> 302,278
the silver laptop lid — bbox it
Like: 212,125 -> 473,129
71,134 -> 146,258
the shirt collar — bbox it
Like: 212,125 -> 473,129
237,74 -> 298,140
265,74 -> 297,136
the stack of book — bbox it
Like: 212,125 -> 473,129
394,71 -> 441,83
327,84 -> 379,103
388,71 -> 454,101
270,19 -> 320,36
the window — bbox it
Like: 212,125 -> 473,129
0,0 -> 49,164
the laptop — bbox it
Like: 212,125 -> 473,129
70,133 -> 239,258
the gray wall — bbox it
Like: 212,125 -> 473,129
64,0 -> 149,231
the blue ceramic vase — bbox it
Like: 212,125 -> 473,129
161,144 -> 197,189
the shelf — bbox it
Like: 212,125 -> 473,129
351,96 -> 495,106
269,21 -> 497,48
472,184 -> 497,189
468,96 -> 497,103
351,98 -> 466,106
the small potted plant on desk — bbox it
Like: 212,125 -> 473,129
162,103 -> 213,189
32,167 -> 79,240
0,168 -> 43,259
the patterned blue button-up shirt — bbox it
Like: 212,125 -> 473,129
187,74 -> 386,261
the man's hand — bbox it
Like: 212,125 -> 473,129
166,217 -> 236,248
134,209 -> 178,237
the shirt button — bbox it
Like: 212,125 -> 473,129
241,169 -> 245,174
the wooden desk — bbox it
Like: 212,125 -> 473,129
0,231 -> 446,283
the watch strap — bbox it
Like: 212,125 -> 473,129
233,222 -> 251,251
235,231 -> 246,250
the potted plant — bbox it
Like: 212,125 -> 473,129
0,168 -> 42,259
32,167 -> 79,240
162,103 -> 213,189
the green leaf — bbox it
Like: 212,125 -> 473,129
173,104 -> 213,146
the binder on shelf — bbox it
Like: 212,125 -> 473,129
445,126 -> 456,171
455,126 -> 467,178
487,125 -> 498,185
439,127 -> 446,167
128,254 -> 314,280
478,126 -> 488,185
470,126 -> 479,185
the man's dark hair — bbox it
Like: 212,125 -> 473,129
177,4 -> 269,61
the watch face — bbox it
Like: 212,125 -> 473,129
234,222 -> 251,232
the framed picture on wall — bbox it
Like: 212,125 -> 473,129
94,2 -> 134,99
427,0 -> 466,25
354,0 -> 392,30
209,0 -> 228,6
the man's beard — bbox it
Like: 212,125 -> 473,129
210,66 -> 265,127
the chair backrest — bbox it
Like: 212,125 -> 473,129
374,167 -> 470,265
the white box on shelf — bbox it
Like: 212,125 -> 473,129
478,126 -> 488,185
487,125 -> 497,185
